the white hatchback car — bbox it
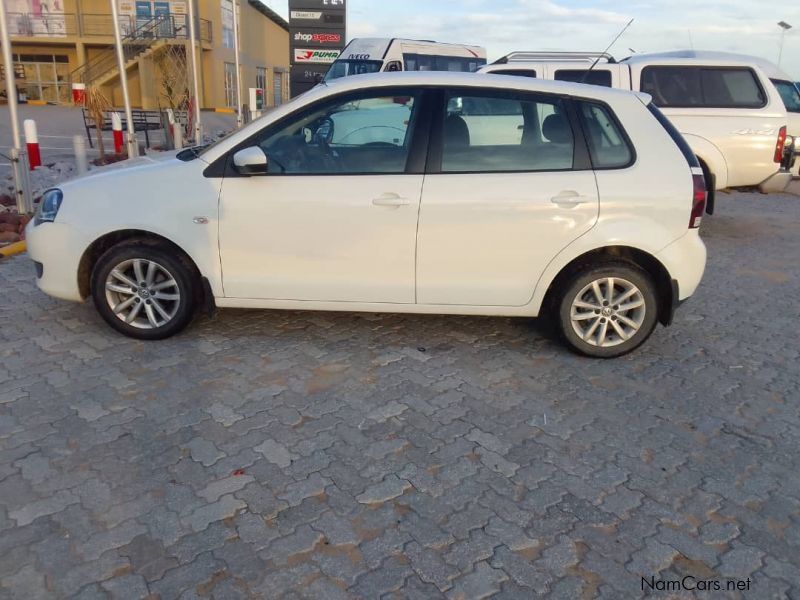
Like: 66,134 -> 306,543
26,72 -> 707,358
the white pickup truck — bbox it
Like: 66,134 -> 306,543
480,50 -> 796,203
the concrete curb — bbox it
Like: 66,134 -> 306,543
787,179 -> 800,197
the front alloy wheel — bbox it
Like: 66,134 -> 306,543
92,242 -> 196,340
557,263 -> 658,358
105,258 -> 181,329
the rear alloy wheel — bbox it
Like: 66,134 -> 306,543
557,263 -> 658,358
92,244 -> 196,340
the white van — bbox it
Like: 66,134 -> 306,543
480,51 -> 794,199
325,38 -> 486,81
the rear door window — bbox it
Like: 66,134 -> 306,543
577,101 -> 634,169
641,66 -> 766,108
554,69 -> 613,87
440,91 -> 574,172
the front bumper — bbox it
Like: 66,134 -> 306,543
656,230 -> 707,302
25,220 -> 88,302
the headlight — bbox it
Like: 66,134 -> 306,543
35,189 -> 63,225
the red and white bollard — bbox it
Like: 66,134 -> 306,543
23,119 -> 41,170
71,82 -> 86,106
111,112 -> 123,154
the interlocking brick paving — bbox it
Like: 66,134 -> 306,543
1,190 -> 798,599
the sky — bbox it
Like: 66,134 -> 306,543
261,0 -> 800,79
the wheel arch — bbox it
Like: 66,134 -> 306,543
540,245 -> 676,327
681,133 -> 728,190
78,229 -> 203,301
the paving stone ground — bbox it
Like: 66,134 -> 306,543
1,190 -> 799,599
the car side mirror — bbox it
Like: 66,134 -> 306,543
232,146 -> 268,176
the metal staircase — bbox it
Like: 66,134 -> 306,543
69,16 -> 178,88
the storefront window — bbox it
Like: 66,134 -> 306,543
224,62 -> 237,107
273,72 -> 283,106
256,67 -> 267,93
12,53 -> 70,104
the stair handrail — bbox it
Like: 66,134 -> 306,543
69,15 -> 173,85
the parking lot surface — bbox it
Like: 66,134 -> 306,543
1,190 -> 799,599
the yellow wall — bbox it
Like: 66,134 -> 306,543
198,0 -> 289,109
7,0 -> 289,110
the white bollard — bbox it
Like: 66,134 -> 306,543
173,123 -> 183,150
73,135 -> 88,175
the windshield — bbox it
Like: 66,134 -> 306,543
324,59 -> 383,81
772,79 -> 800,113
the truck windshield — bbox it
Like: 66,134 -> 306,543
325,60 -> 383,81
771,79 -> 800,113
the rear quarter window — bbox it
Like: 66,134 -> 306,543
641,66 -> 767,109
577,101 -> 634,169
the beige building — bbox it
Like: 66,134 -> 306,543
4,0 -> 290,110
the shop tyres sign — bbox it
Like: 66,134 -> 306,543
289,0 -> 346,97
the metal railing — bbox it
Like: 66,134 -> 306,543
8,12 -> 210,42
71,16 -> 164,86
70,15 -> 211,86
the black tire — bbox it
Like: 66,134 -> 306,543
91,242 -> 197,340
556,262 -> 659,358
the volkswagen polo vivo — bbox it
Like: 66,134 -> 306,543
26,72 -> 707,357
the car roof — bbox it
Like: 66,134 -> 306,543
620,50 -> 789,76
350,37 -> 485,51
481,50 -> 793,81
315,71 -> 647,102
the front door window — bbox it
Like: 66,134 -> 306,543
253,93 -> 419,174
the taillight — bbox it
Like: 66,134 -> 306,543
775,126 -> 787,163
690,170 -> 706,229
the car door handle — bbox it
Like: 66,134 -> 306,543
372,194 -> 410,207
551,192 -> 591,206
